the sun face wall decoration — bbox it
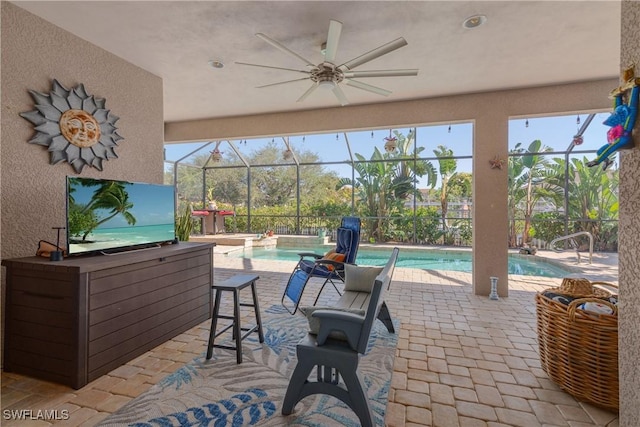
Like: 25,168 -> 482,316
20,79 -> 123,173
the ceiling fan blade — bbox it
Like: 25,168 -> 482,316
339,37 -> 408,71
332,85 -> 350,106
343,69 -> 419,78
257,77 -> 311,89
256,33 -> 315,67
344,79 -> 391,96
235,62 -> 310,75
297,83 -> 319,102
324,20 -> 343,63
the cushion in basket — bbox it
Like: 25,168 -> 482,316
541,291 -> 579,306
343,264 -> 384,293
542,290 -> 618,307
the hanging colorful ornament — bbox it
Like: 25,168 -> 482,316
587,64 -> 639,170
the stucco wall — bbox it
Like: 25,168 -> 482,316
0,3 -> 164,366
618,1 -> 639,424
166,79 -> 616,296
1,2 -> 164,261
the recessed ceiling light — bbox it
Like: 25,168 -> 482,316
208,59 -> 224,69
463,14 -> 487,29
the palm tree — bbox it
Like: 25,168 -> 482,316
336,148 -> 393,240
519,140 -> 553,246
390,130 -> 436,200
507,150 -> 526,247
509,139 -> 553,246
433,145 -> 457,231
337,131 -> 435,242
81,183 -> 136,241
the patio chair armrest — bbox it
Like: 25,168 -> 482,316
298,252 -> 323,260
311,259 -> 347,279
314,259 -> 345,268
312,310 -> 364,350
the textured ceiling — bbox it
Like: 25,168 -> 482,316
14,1 -> 621,123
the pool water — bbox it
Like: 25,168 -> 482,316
227,246 -> 572,278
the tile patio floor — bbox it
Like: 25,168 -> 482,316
1,247 -> 620,426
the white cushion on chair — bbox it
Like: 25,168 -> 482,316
343,264 -> 384,293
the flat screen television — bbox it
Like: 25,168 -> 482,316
66,177 -> 176,256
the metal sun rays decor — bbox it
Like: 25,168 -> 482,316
20,79 -> 123,173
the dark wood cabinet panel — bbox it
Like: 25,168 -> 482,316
2,242 -> 214,389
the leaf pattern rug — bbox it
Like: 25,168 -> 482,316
98,305 -> 399,427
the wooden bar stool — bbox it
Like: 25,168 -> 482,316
206,274 -> 264,364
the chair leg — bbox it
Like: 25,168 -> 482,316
312,277 -> 343,306
377,301 -> 395,333
282,355 -> 316,415
283,343 -> 375,427
206,289 -> 223,360
233,289 -> 243,364
313,279 -> 329,306
340,367 -> 375,427
250,281 -> 264,343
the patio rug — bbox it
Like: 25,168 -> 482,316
98,305 -> 399,427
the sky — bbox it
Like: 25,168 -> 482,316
164,111 -> 613,189
69,178 -> 175,228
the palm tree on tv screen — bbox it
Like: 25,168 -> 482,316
70,180 -> 137,241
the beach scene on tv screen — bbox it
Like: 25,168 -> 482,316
67,178 -> 175,254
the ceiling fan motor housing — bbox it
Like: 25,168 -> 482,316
311,63 -> 344,86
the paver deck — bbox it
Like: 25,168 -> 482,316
1,245 -> 619,426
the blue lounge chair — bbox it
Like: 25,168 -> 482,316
281,217 -> 361,314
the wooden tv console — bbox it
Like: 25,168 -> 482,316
1,242 -> 214,389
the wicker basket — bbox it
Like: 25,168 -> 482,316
554,277 -> 612,298
535,280 -> 619,411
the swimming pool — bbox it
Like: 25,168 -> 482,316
227,246 -> 573,278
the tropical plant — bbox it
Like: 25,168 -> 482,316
448,172 -> 472,199
175,204 -> 194,241
390,130 -> 437,199
519,140 -> 554,246
433,145 -> 457,231
530,211 -> 565,247
336,148 -> 393,241
336,131 -> 434,241
542,156 -> 619,250
507,140 -> 556,246
413,206 -> 443,244
452,218 -> 473,246
507,149 -> 526,247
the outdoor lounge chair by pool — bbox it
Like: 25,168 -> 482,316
281,216 -> 361,314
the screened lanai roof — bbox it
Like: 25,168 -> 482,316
164,112 -> 611,176
164,123 -> 476,170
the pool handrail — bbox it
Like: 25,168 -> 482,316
549,231 -> 593,264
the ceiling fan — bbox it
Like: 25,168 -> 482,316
236,19 -> 418,106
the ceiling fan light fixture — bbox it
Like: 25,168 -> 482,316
462,14 -> 487,29
318,79 -> 336,90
